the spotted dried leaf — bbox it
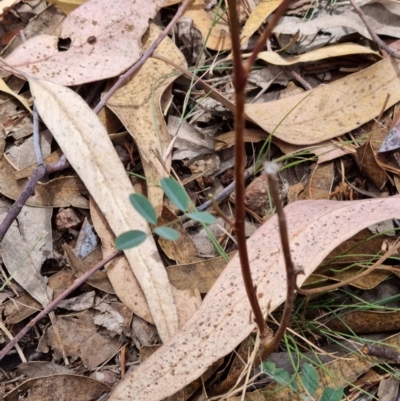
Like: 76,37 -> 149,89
109,196 -> 400,401
2,0 -> 166,85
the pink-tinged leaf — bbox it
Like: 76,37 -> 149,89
2,0 -> 166,85
109,196 -> 400,401
378,127 -> 400,154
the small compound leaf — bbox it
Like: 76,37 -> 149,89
186,211 -> 216,224
115,230 -> 147,250
161,178 -> 189,212
261,362 -> 298,391
154,226 -> 180,241
320,387 -> 344,401
301,363 -> 319,396
129,194 -> 157,225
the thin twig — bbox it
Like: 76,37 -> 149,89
0,164 -> 47,242
32,105 -> 44,165
261,162 -> 302,357
198,166 -> 254,211
94,0 -> 191,114
289,69 -> 312,91
349,0 -> 400,60
0,155 -> 70,242
0,249 -> 121,361
209,195 -> 235,226
297,238 -> 400,295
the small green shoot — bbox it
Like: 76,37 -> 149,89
115,177 -> 215,251
129,194 -> 157,225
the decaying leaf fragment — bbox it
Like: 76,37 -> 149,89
109,196 -> 400,401
29,77 -> 179,342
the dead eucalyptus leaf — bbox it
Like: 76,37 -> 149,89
0,154 -> 88,208
256,43 -> 380,65
245,57 -> 400,145
109,196 -> 400,401
2,0 -> 166,85
183,0 -> 231,51
90,197 -> 154,324
0,199 -> 52,308
29,77 -> 179,342
4,374 -> 110,401
107,23 -> 186,212
240,0 -> 281,44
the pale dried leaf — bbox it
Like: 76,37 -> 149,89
46,0 -> 86,14
0,200 -> 53,307
109,196 -> 400,401
274,0 -> 400,51
183,0 -> 231,51
107,23 -> 186,211
0,77 -> 31,112
29,77 -> 179,342
0,156 -> 89,208
90,198 -> 154,324
256,43 -> 380,65
241,0 -> 281,44
4,374 -> 110,401
245,57 -> 400,145
2,0 -> 166,85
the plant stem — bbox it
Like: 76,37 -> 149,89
261,163 -> 301,357
227,0 -> 269,337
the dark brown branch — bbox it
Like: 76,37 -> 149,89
0,164 -> 46,242
0,249 -> 121,361
362,344 -> 400,363
227,0 -> 269,338
349,0 -> 400,60
94,0 -> 191,114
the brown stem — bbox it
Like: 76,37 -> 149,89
209,195 -> 235,226
261,162 -> 301,357
94,0 -> 191,114
227,0 -> 269,337
0,156 -> 70,242
0,164 -> 46,242
349,0 -> 400,60
0,249 -> 121,361
246,0 -> 296,71
297,238 -> 400,295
